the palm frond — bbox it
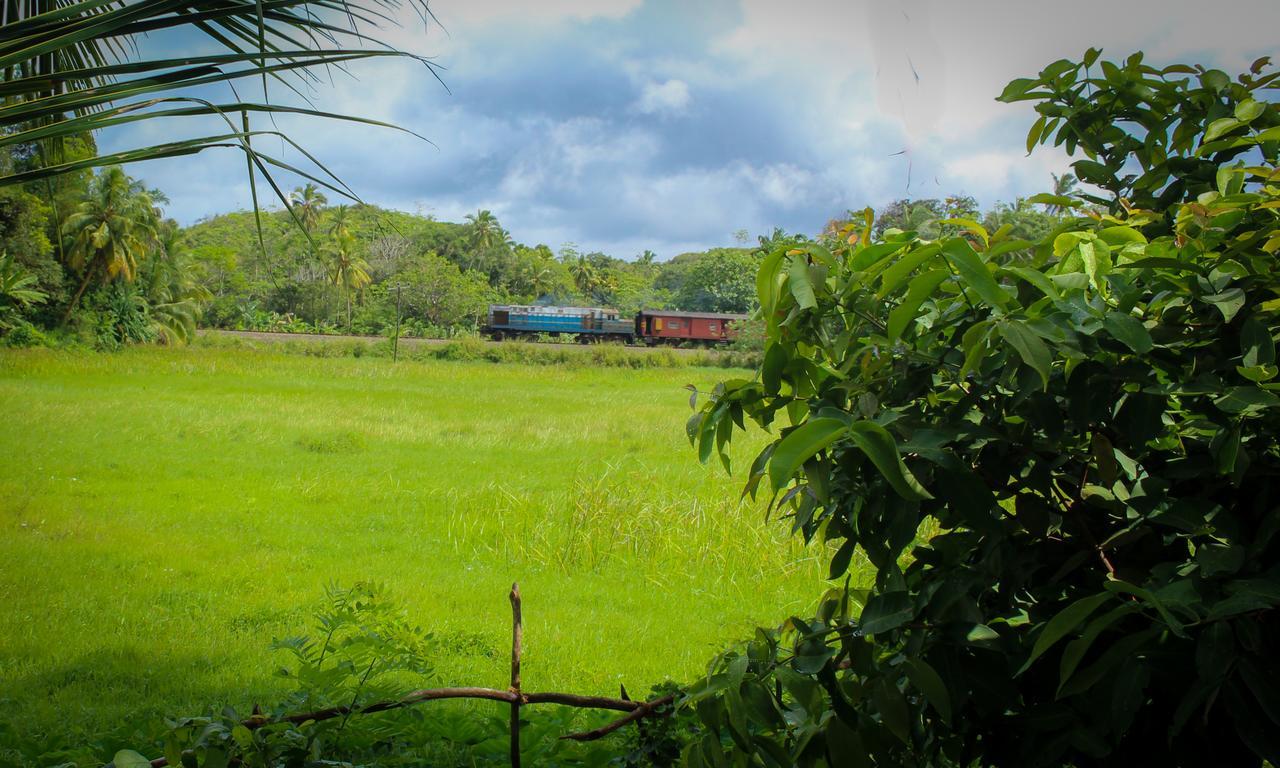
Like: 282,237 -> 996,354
1,0 -> 441,222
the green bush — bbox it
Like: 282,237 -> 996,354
686,52 -> 1280,767
0,319 -> 50,348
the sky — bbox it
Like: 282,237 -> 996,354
103,0 -> 1279,260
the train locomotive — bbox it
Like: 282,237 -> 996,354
483,305 -> 747,345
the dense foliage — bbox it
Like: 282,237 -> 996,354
686,52 -> 1280,766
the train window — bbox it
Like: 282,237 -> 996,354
669,320 -> 682,330
708,323 -> 718,332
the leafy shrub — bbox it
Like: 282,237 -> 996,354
0,319 -> 50,348
686,52 -> 1280,766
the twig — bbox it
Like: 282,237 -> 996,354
510,582 -> 522,768
560,695 -> 675,742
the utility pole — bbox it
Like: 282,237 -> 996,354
391,283 -> 404,362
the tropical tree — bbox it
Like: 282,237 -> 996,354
568,252 -> 599,297
1047,172 -> 1080,214
464,209 -> 503,251
0,251 -> 46,328
60,167 -> 158,322
326,229 -> 370,332
289,184 -> 328,234
141,222 -> 210,344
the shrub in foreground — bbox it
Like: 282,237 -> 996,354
685,52 -> 1280,766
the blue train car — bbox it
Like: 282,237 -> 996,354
484,305 -> 635,341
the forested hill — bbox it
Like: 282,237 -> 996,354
182,201 -> 760,336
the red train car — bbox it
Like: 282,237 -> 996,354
635,310 -> 746,345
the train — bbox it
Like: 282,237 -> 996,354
482,304 -> 747,345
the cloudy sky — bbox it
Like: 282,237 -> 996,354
105,0 -> 1278,260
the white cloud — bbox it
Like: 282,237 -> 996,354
633,79 -> 692,115
430,0 -> 641,30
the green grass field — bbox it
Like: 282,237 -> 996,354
0,346 -> 836,760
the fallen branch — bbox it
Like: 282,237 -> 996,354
560,694 -> 676,742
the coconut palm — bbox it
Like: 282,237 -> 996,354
1048,173 -> 1079,214
326,229 -> 371,332
569,254 -> 601,297
289,184 -> 328,233
140,222 -> 210,344
0,251 -> 47,328
60,167 -> 158,323
465,209 -> 503,252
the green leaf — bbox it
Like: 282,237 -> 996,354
1097,226 -> 1147,246
877,244 -> 941,298
942,238 -> 1010,309
1017,592 -> 1113,675
1073,160 -> 1115,185
847,421 -> 932,500
1058,604 -> 1133,692
1026,114 -> 1047,154
1103,312 -> 1153,353
1202,288 -> 1246,321
1204,117 -> 1243,143
872,678 -> 911,744
887,270 -> 948,342
906,658 -> 952,723
1214,386 -> 1280,414
1235,99 -> 1266,123
113,751 -> 152,768
1027,193 -> 1080,209
859,591 -> 915,634
768,418 -> 848,490
999,320 -> 1052,389
1104,579 -> 1185,637
1001,266 -> 1060,299
1240,315 -> 1275,367
829,539 -> 857,580
788,257 -> 818,310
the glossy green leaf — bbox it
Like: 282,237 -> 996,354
1018,592 -> 1113,675
942,238 -> 1010,309
887,270 -> 948,342
768,418 -> 848,490
847,421 -> 932,500
1103,312 -> 1153,353
999,320 -> 1052,389
906,658 -> 952,722
859,591 -> 914,634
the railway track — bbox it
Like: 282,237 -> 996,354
198,329 -> 721,356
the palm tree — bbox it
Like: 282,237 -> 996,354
465,210 -> 503,252
568,254 -> 600,297
1048,173 -> 1079,214
0,1 -> 441,226
140,222 -> 211,344
60,167 -> 158,323
0,251 -> 47,328
326,229 -> 371,332
289,184 -> 328,234
329,204 -> 353,238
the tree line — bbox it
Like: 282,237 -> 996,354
2,161 -> 1077,347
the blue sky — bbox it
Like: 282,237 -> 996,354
103,0 -> 1278,260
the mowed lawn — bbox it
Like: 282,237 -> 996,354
0,347 -> 831,752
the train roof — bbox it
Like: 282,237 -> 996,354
637,309 -> 750,320
489,304 -> 619,314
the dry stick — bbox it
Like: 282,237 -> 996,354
561,694 -> 676,742
510,582 -> 523,768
